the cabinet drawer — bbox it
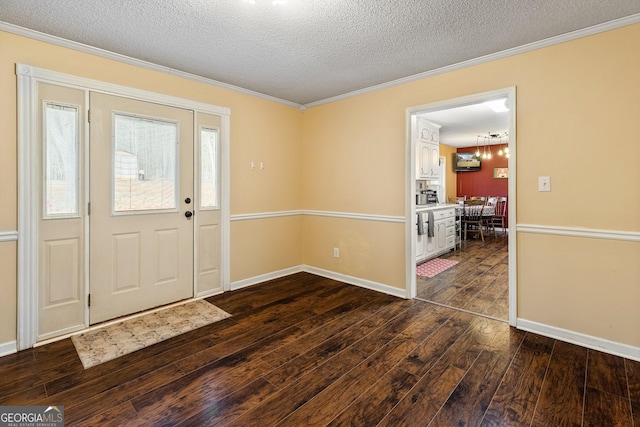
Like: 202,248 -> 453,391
444,208 -> 455,218
446,226 -> 455,237
446,235 -> 455,247
433,210 -> 447,220
445,217 -> 455,227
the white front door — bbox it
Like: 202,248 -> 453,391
88,93 -> 195,324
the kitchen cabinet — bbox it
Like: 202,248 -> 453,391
416,231 -> 426,259
416,118 -> 440,180
416,206 -> 456,263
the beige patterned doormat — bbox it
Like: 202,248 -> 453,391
71,299 -> 231,369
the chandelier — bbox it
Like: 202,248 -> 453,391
475,132 -> 509,159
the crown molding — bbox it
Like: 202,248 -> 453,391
2,13 -> 639,112
304,13 -> 640,108
0,21 -> 302,109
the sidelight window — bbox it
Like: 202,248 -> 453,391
43,103 -> 79,218
199,127 -> 219,209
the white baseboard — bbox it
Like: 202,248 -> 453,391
0,341 -> 17,357
517,318 -> 640,362
302,265 -> 407,299
230,264 -> 406,299
229,266 -> 304,291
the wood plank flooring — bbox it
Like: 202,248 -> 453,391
417,234 -> 509,321
1,272 -> 638,426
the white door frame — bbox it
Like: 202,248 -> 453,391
438,155 -> 446,205
16,64 -> 231,350
405,87 -> 517,326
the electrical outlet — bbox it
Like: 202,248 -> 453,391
333,247 -> 339,258
538,176 -> 551,192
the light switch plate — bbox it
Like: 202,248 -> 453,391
538,176 -> 551,192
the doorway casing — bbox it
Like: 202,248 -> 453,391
405,87 -> 517,326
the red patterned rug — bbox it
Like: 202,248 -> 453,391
416,258 -> 459,278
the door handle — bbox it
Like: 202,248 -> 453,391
185,211 -> 193,218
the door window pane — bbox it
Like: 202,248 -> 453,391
44,103 -> 79,217
200,128 -> 219,209
113,114 -> 178,212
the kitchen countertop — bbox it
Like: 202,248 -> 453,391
416,203 -> 457,212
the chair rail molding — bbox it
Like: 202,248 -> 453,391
517,223 -> 640,242
230,210 -> 404,223
0,231 -> 18,242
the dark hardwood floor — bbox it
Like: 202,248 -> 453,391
417,233 -> 509,321
1,272 -> 638,426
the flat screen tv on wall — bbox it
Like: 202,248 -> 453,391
454,153 -> 481,172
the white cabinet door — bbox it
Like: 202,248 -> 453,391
416,118 -> 441,179
417,141 -> 440,179
419,142 -> 430,178
425,233 -> 437,256
428,144 -> 440,179
435,221 -> 448,251
416,232 -> 426,260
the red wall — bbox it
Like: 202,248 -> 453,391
455,144 -> 508,198
456,144 -> 509,226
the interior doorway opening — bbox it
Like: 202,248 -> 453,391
405,87 -> 517,325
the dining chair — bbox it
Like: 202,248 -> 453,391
482,196 -> 498,232
486,196 -> 507,236
462,199 -> 485,241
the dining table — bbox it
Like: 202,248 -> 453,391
455,203 -> 495,217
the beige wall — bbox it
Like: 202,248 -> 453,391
302,23 -> 640,348
231,216 -> 303,282
0,244 -> 17,345
0,31 -> 303,345
438,143 -> 457,203
303,216 -> 405,287
518,234 -> 640,346
1,23 -> 639,351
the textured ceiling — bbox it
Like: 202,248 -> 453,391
1,0 -> 639,105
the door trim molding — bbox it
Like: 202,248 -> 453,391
16,64 -> 231,350
17,67 -> 38,350
16,64 -> 230,116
